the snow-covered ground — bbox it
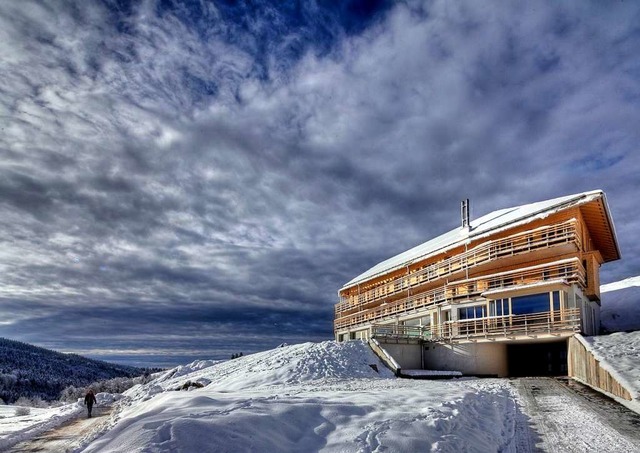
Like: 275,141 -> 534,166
80,341 -> 518,453
0,393 -> 119,450
2,276 -> 638,452
582,331 -> 640,411
0,401 -> 82,450
2,337 -> 639,452
601,275 -> 640,332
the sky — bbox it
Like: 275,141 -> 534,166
1,0 -> 639,368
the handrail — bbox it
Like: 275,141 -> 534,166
370,308 -> 581,342
439,307 -> 581,340
335,259 -> 585,330
336,219 -> 580,314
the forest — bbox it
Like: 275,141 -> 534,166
0,338 -> 146,404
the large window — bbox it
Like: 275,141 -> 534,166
459,305 -> 486,320
511,293 -> 550,315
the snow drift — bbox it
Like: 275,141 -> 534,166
148,340 -> 394,393
82,341 -> 517,453
583,331 -> 640,404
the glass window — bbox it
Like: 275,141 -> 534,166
553,291 -> 560,312
459,305 -> 485,320
511,293 -> 550,315
490,299 -> 509,316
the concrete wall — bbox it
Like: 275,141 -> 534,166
378,342 -> 422,369
423,342 -> 508,377
368,339 -> 400,375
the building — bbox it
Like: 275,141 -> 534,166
335,190 -> 620,377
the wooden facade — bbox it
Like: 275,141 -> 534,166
335,191 -> 620,346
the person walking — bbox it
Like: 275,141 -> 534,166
84,389 -> 97,418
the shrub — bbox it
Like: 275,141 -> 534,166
15,406 -> 30,416
177,381 -> 205,391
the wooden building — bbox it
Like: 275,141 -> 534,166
335,191 -> 620,376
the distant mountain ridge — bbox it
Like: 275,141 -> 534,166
0,337 -> 142,404
600,276 -> 640,333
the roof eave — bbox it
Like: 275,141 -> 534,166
599,192 -> 622,261
340,190 -> 616,291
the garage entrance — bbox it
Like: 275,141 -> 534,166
507,340 -> 568,376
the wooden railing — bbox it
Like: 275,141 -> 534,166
447,308 -> 581,340
336,220 -> 581,315
335,258 -> 585,331
371,308 -> 581,342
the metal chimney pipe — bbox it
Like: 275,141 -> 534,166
461,199 -> 470,228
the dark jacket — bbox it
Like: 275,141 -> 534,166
84,392 -> 97,406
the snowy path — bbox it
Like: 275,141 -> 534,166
10,406 -> 111,453
512,377 -> 640,453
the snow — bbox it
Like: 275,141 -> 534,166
3,334 -> 637,451
149,341 -> 395,392
0,391 -> 122,450
3,272 -> 638,452
601,275 -> 640,293
512,378 -> 640,452
402,369 -> 463,377
0,401 -> 83,450
601,275 -> 640,332
369,338 -> 400,371
581,331 -> 640,412
344,190 -> 607,289
79,341 -> 519,452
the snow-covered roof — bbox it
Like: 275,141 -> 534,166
343,190 -> 615,290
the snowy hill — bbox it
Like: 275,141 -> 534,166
0,338 -> 142,404
149,340 -> 394,392
600,276 -> 640,333
4,339 -> 638,451
81,341 -> 516,453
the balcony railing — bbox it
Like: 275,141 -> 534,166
334,258 -> 585,331
336,219 -> 581,315
371,308 -> 581,342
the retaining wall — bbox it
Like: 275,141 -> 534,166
568,334 -> 632,401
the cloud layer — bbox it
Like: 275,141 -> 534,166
1,1 -> 639,366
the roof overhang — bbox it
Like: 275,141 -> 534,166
481,279 -> 570,299
577,193 -> 621,262
341,190 -> 621,291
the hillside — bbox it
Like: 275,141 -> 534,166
600,276 -> 640,333
82,341 -> 516,453
0,338 -> 142,404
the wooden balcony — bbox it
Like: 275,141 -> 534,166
336,219 -> 581,315
334,258 -> 585,331
371,308 -> 581,343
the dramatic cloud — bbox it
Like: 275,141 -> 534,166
1,1 -> 639,366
